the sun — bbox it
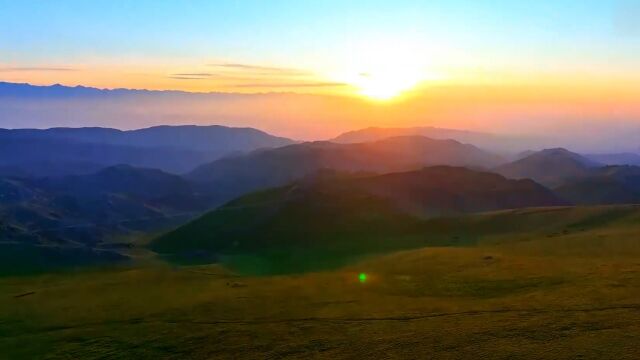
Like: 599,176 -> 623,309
331,37 -> 442,101
353,71 -> 421,101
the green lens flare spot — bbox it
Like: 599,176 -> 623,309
358,273 -> 367,283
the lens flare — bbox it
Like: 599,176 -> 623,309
359,273 -> 367,283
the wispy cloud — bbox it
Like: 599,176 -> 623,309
227,81 -> 348,88
208,63 -> 310,76
0,67 -> 78,72
172,73 -> 215,77
168,73 -> 216,80
168,76 -> 210,80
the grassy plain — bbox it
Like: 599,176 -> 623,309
2,205 -> 640,359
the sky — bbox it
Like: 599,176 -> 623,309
2,1 -> 640,93
1,0 -> 640,142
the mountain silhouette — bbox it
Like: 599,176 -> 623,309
0,125 -> 293,176
187,136 -> 504,204
495,148 -> 600,187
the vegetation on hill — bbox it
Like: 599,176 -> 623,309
152,167 -> 564,274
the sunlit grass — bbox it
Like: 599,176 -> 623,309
3,205 -> 640,358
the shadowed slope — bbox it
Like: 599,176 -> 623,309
555,165 -> 640,205
495,148 -> 599,187
153,167 -> 564,273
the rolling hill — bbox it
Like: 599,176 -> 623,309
0,165 -> 214,274
153,166 -> 563,273
554,165 -> 640,205
495,148 -> 600,187
187,136 -> 504,204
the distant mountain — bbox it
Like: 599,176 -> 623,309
586,153 -> 640,166
152,166 -> 563,272
554,166 -> 640,205
331,126 -> 532,153
514,150 -> 537,160
187,136 -> 504,204
1,125 -> 293,153
38,164 -> 197,201
495,148 -> 600,187
0,125 -> 293,175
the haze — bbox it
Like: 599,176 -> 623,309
1,0 -> 640,149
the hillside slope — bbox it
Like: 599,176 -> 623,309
153,166 -> 563,273
554,165 -> 640,205
0,165 -> 213,274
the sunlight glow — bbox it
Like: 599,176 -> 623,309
354,71 -> 422,100
332,37 -> 444,101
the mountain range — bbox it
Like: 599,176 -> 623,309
1,122 -> 640,275
187,135 -> 504,202
495,148 -> 640,205
0,125 -> 293,176
494,148 -> 601,187
4,81 -> 640,153
331,126 -> 524,153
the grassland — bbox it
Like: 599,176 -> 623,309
2,205 -> 640,359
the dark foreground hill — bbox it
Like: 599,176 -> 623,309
554,165 -> 640,205
0,165 -> 213,274
187,136 -> 504,204
0,125 -> 293,176
152,166 -> 563,273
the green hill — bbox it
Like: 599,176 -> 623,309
152,167 -> 564,274
555,165 -> 640,205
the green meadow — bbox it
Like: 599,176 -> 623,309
2,205 -> 640,359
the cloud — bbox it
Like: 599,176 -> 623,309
172,73 -> 215,77
0,67 -> 78,72
168,73 -> 217,80
227,81 -> 348,88
168,76 -> 210,80
208,63 -> 310,76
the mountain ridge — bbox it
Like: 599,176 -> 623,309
186,135 -> 505,204
0,125 -> 294,176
